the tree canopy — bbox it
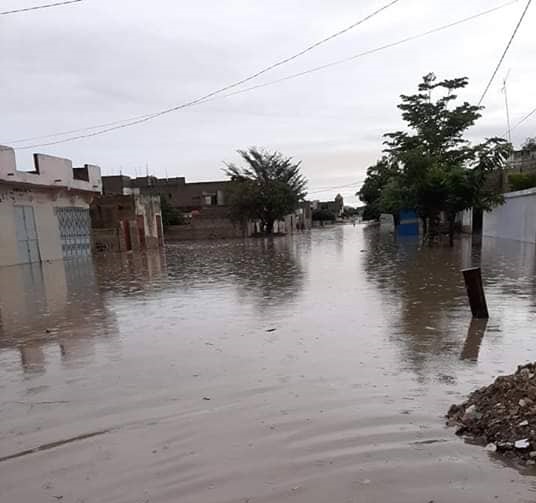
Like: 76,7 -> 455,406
160,195 -> 185,226
521,137 -> 536,152
224,147 -> 307,234
358,73 -> 511,243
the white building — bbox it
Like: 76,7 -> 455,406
0,145 -> 102,267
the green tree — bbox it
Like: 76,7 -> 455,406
224,148 -> 307,235
362,73 -> 510,244
312,208 -> 336,222
521,137 -> 536,152
160,196 -> 185,226
357,157 -> 401,221
509,173 -> 536,191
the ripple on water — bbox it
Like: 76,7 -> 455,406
1,228 -> 536,502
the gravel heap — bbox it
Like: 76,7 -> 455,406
447,362 -> 536,465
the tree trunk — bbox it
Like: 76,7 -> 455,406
421,217 -> 428,242
428,212 -> 440,246
265,219 -> 274,235
448,217 -> 455,247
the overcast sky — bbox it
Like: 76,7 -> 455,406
1,0 -> 535,204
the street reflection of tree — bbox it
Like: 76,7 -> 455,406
362,227 -> 474,377
228,237 -> 305,312
97,237 -> 306,314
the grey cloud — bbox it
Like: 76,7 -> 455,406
1,0 -> 534,198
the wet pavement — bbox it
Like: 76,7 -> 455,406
1,225 -> 536,502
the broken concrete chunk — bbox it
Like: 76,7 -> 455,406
485,443 -> 497,452
515,439 -> 530,449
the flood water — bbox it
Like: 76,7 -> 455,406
2,225 -> 536,502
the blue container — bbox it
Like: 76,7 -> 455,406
398,209 -> 419,236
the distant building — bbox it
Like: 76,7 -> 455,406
509,148 -> 536,173
101,174 -> 312,240
90,192 -> 163,253
494,148 -> 536,193
314,193 -> 344,217
0,145 -> 102,267
102,175 -> 229,212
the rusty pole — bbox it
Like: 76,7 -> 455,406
462,267 -> 489,319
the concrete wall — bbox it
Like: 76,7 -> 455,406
134,194 -> 162,248
0,146 -> 101,267
103,175 -> 230,211
91,194 -> 163,252
92,228 -> 125,253
101,175 -> 132,195
0,184 -> 93,266
142,180 -> 229,210
90,194 -> 136,228
0,146 -> 101,193
165,206 -> 244,240
457,209 -> 473,233
483,187 -> 536,243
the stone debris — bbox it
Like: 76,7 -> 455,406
447,362 -> 536,465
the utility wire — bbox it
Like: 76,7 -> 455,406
308,181 -> 364,194
4,0 -> 515,151
5,0 -> 402,145
478,0 -> 532,106
508,105 -> 536,133
0,0 -> 82,16
218,2 -> 517,103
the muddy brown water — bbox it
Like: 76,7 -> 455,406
1,225 -> 536,502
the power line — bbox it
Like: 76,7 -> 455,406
478,0 -> 532,106
308,182 -> 364,194
218,2 -> 517,103
509,105 -> 536,133
5,0 -> 402,145
6,1 -> 515,151
0,0 -> 82,16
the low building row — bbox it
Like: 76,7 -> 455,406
0,146 -> 313,267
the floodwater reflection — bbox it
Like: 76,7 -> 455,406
460,318 -> 488,362
2,227 -> 536,503
0,259 -> 117,374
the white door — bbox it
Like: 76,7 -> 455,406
14,206 -> 41,264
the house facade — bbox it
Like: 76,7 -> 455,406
103,175 -> 229,212
102,174 -> 312,240
313,194 -> 344,218
90,176 -> 164,256
0,145 -> 102,267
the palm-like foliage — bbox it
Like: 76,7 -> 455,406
224,148 -> 307,234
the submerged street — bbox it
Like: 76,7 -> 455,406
2,226 -> 536,502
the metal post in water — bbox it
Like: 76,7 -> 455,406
462,267 -> 489,319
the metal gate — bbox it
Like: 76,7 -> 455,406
55,207 -> 91,258
15,206 -> 41,264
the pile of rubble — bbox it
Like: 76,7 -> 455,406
447,362 -> 536,465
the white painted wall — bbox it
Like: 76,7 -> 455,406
0,185 -> 93,267
459,209 -> 473,233
0,145 -> 102,193
379,213 -> 395,231
0,145 -> 102,266
483,187 -> 536,243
